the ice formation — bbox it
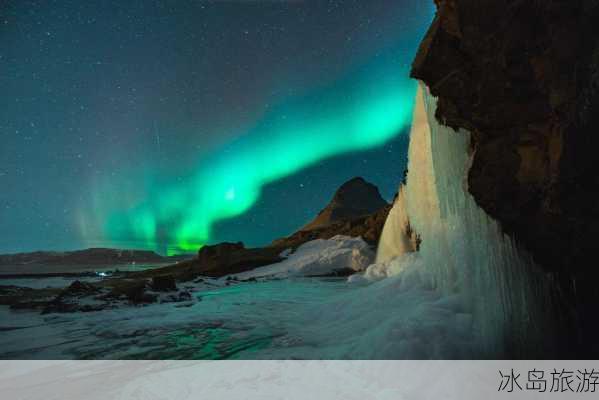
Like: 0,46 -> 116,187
368,84 -> 556,356
231,235 -> 374,280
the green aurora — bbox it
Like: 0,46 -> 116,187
81,49 -> 417,255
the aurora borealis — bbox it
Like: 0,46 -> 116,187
96,55 -> 416,255
1,0 -> 433,254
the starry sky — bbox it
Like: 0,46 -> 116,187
0,0 -> 433,255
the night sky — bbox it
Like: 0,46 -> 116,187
1,0 -> 433,255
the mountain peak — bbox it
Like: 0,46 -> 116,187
302,177 -> 388,230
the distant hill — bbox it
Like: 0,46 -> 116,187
0,248 -> 170,266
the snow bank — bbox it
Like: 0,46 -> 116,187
231,235 -> 374,280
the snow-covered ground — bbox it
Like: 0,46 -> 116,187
231,236 -> 375,280
0,236 -> 473,360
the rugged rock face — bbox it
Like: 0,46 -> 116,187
191,243 -> 283,277
272,205 -> 391,250
151,275 -> 177,292
197,242 -> 245,264
412,0 -> 599,356
412,0 -> 599,272
302,177 -> 388,231
272,177 -> 390,250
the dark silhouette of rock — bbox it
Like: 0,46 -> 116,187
191,242 -> 282,277
41,281 -> 102,314
198,242 -> 245,264
0,285 -> 47,310
63,280 -> 99,295
161,290 -> 192,303
122,281 -> 156,304
151,275 -> 177,292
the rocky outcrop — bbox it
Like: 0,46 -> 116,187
412,0 -> 599,273
191,243 -> 283,278
0,285 -> 52,310
103,280 -> 157,304
151,275 -> 177,292
272,204 -> 391,250
412,0 -> 599,357
197,242 -> 245,265
302,177 -> 388,230
41,281 -> 104,314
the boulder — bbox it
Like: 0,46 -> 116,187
198,242 -> 245,264
63,280 -> 99,296
151,275 -> 177,292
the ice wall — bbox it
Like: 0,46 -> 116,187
375,83 -> 556,357
375,187 -> 413,264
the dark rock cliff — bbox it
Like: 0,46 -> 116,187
412,0 -> 599,357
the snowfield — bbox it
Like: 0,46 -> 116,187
230,235 -> 375,280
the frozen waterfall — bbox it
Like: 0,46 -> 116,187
375,187 -> 415,264
372,83 -> 556,357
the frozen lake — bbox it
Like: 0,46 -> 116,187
0,278 -> 357,359
0,259 -> 474,360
